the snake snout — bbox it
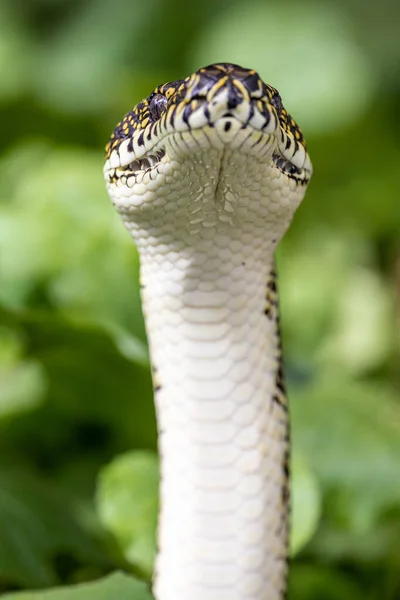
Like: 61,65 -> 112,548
184,64 -> 278,134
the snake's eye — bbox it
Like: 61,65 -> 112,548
270,91 -> 283,115
149,94 -> 168,121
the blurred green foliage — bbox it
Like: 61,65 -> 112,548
2,573 -> 152,600
0,0 -> 399,598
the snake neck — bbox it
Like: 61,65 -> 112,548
138,236 -> 289,600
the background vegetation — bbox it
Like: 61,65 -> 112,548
0,0 -> 399,598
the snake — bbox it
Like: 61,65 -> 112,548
104,63 -> 312,600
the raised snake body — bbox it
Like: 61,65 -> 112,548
104,63 -> 312,600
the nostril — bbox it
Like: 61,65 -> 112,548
227,95 -> 241,109
226,80 -> 243,109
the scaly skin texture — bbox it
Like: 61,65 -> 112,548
104,64 -> 312,600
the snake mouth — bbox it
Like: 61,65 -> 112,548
105,146 -> 167,185
125,149 -> 166,173
272,134 -> 313,183
272,152 -> 306,180
105,137 -> 311,186
105,101 -> 311,185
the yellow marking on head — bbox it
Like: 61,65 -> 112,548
206,76 -> 229,100
256,100 -> 265,113
233,79 -> 251,101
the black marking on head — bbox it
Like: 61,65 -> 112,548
169,103 -> 178,129
149,93 -> 168,122
243,70 -> 262,93
261,111 -> 271,129
224,121 -> 232,132
272,155 -> 302,179
226,80 -> 243,109
183,103 -> 192,125
271,89 -> 283,115
248,102 -> 255,122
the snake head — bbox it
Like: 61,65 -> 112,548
104,63 -> 312,185
104,63 -> 312,243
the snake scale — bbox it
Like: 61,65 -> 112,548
104,63 -> 312,600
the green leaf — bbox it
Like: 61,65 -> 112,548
0,6 -> 31,103
279,230 -> 394,375
33,0 -> 159,114
289,564 -> 365,600
318,268 -> 393,375
0,143 -> 145,341
291,374 -> 400,532
1,308 -> 156,451
1,572 -> 153,600
0,360 -> 46,419
0,471 -> 107,587
0,326 -> 46,419
96,452 -> 159,578
290,454 -> 321,555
